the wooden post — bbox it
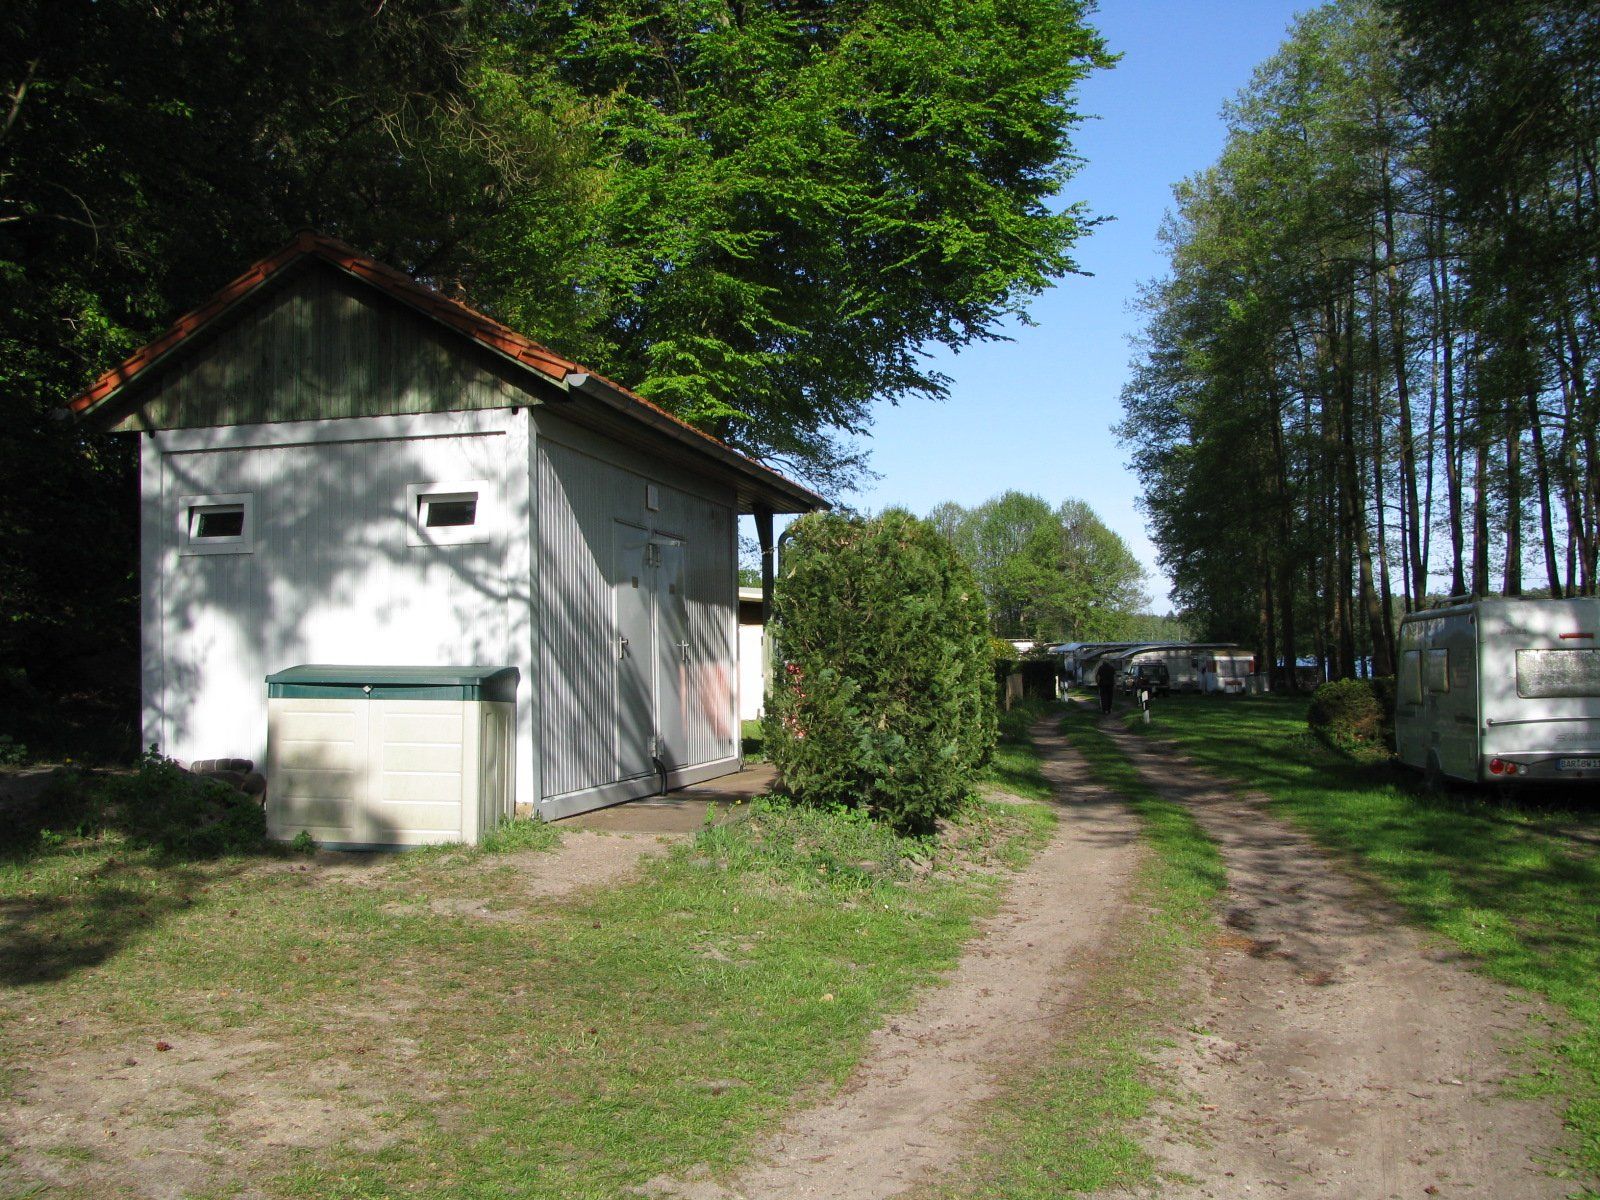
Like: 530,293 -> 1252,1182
755,507 -> 775,624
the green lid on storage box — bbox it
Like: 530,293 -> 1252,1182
266,665 -> 519,702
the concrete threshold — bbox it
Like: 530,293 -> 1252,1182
554,763 -> 776,833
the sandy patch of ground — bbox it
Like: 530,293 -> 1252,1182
0,1032 -> 392,1200
1100,721 -> 1576,1199
260,829 -> 683,896
647,723 -> 1144,1200
0,830 -> 683,1198
502,830 -> 684,898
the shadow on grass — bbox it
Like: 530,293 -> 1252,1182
1,766 -> 338,988
0,859 -> 230,986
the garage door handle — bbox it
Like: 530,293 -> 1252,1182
618,635 -> 630,660
680,641 -> 690,663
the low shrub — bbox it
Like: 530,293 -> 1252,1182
765,510 -> 995,834
106,751 -> 267,857
2,752 -> 269,859
0,733 -> 27,767
1307,677 -> 1394,755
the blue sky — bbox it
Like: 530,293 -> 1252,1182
835,0 -> 1308,612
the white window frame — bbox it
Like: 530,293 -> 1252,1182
178,492 -> 255,556
407,479 -> 493,547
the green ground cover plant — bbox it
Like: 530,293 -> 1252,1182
1,746 -> 1053,1199
1130,694 -> 1600,1181
915,707 -> 1225,1198
983,698 -> 1061,803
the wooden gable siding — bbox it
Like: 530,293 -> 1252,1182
110,264 -> 537,432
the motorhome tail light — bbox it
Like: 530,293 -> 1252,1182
1559,632 -> 1595,640
1487,758 -> 1522,777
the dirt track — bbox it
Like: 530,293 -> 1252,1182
1099,718 -> 1574,1199
650,722 -> 1144,1200
655,715 -> 1577,1199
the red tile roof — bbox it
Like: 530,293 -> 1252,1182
68,231 -> 824,510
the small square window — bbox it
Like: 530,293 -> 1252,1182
422,494 -> 478,529
407,480 -> 492,547
179,493 -> 254,556
194,505 -> 245,539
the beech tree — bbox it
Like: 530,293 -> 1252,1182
0,0 -> 1111,724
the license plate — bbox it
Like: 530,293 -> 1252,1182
1558,758 -> 1600,771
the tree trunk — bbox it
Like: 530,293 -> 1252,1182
1428,209 -> 1466,597
1258,557 -> 1275,688
1504,393 -> 1523,597
1380,152 -> 1425,603
1269,389 -> 1298,691
1472,430 -> 1490,597
1526,388 -> 1562,596
1367,259 -> 1398,665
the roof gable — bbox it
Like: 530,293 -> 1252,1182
96,260 -> 539,432
69,233 -> 824,513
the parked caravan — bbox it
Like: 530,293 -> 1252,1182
1396,597 -> 1600,786
1196,651 -> 1254,694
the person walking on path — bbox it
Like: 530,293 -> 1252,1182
1094,659 -> 1117,715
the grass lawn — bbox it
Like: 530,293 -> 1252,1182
1129,693 -> 1600,1181
911,706 -> 1226,1199
741,718 -> 766,763
0,748 -> 1053,1199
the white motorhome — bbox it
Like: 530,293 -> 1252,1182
1396,597 -> 1600,786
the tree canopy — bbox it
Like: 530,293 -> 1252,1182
1118,0 -> 1599,684
0,0 -> 1111,715
928,491 -> 1148,641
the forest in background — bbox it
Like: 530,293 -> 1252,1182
928,491 -> 1170,644
1119,0 -> 1599,682
0,0 -> 1110,748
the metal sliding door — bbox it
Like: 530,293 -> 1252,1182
613,523 -> 655,780
613,522 -> 691,779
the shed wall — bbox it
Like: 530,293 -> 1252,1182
145,411 -> 528,797
535,414 -> 738,810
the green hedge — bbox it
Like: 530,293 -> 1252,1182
764,511 -> 995,833
1307,677 -> 1395,755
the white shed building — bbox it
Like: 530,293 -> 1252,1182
69,233 -> 822,831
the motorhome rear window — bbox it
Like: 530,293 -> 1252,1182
1516,648 -> 1600,698
1425,648 -> 1450,693
1400,650 -> 1423,704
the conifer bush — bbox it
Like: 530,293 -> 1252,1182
764,511 -> 996,834
1307,677 -> 1394,756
